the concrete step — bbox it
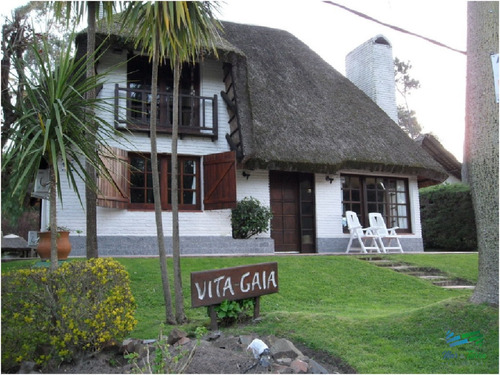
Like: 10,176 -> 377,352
389,265 -> 422,271
432,279 -> 475,287
359,256 -> 476,290
418,275 -> 448,280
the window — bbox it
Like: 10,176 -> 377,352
127,55 -> 200,129
97,150 -> 237,211
341,175 -> 411,233
129,153 -> 200,210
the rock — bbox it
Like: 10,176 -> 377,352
17,361 -> 36,374
276,357 -> 293,366
119,338 -> 147,356
167,328 -> 187,345
290,358 -> 309,374
239,335 -> 256,347
270,338 -> 304,359
207,330 -> 222,341
175,336 -> 191,346
308,358 -> 330,374
119,338 -> 134,353
271,363 -> 291,374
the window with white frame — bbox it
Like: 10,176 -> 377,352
341,175 -> 411,233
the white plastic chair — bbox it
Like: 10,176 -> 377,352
345,211 -> 381,253
368,213 -> 404,253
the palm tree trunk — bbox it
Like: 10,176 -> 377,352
151,38 -> 176,325
85,1 -> 98,259
172,60 -> 187,323
49,163 -> 58,270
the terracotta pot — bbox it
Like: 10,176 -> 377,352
37,231 -> 72,260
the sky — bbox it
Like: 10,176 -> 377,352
1,0 -> 468,161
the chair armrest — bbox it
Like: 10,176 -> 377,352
387,227 -> 399,235
362,227 -> 378,235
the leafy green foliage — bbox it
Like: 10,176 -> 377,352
125,324 -> 194,374
1,259 -> 137,372
394,57 -> 422,139
420,183 -> 477,251
231,197 -> 273,239
1,29 -> 124,215
121,1 -> 222,67
211,298 -> 255,326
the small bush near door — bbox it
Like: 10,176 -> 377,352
419,183 -> 477,251
231,197 -> 273,239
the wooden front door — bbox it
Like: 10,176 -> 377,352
270,171 -> 315,253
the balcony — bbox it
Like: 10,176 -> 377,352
114,84 -> 218,141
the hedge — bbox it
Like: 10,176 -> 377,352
419,183 -> 477,251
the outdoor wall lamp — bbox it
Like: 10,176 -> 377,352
242,171 -> 251,180
325,175 -> 334,184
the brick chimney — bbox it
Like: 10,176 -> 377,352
345,35 -> 398,123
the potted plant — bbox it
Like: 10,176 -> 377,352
36,226 -> 72,260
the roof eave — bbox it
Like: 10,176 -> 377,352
243,158 -> 448,182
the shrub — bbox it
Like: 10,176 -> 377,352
419,183 -> 477,251
1,258 -> 137,372
231,197 -> 273,239
209,298 -> 255,326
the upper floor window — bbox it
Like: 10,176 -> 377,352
127,55 -> 200,129
341,175 -> 411,233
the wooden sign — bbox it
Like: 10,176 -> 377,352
190,262 -> 278,308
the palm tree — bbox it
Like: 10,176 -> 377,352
2,32 -> 122,270
122,1 -> 221,324
52,1 -> 117,259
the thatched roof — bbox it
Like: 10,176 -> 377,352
416,134 -> 462,180
220,22 -> 447,181
84,18 -> 447,182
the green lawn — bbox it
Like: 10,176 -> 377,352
386,253 -> 479,283
2,254 -> 497,373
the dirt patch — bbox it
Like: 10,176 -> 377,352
38,333 -> 356,374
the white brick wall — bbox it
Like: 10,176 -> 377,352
346,35 -> 398,123
315,173 -> 345,238
55,52 -> 235,237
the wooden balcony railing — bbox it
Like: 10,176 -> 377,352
114,84 -> 218,141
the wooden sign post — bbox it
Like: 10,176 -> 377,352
190,262 -> 279,330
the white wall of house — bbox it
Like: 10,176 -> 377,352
315,173 -> 344,238
54,52 -> 238,237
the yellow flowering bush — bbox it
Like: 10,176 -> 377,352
1,258 -> 137,372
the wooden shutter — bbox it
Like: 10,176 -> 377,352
203,151 -> 237,210
97,147 -> 129,209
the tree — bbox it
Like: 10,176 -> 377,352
1,2 -> 68,151
464,2 -> 499,306
52,1 -> 117,260
394,57 -> 422,139
122,1 -> 221,324
2,32 -> 122,270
